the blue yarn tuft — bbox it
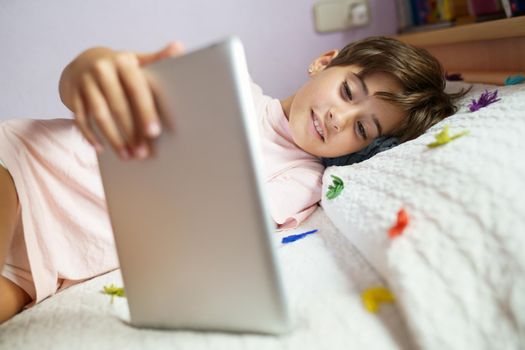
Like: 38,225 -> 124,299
281,229 -> 318,244
505,75 -> 525,86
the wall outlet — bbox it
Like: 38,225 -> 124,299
313,0 -> 370,33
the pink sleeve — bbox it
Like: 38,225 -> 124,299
265,165 -> 323,230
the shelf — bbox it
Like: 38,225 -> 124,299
396,16 -> 525,47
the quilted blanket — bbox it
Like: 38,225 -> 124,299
322,82 -> 525,349
0,209 -> 411,350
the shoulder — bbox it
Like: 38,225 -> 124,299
0,118 -> 94,163
249,80 -> 275,116
1,118 -> 75,134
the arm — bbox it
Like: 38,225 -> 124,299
58,43 -> 184,159
266,164 -> 324,230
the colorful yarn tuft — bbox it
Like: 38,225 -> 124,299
504,75 -> 525,86
101,284 -> 125,304
281,229 -> 318,244
468,89 -> 501,112
388,208 -> 409,238
326,175 -> 344,199
362,287 -> 396,313
445,73 -> 463,81
427,125 -> 469,148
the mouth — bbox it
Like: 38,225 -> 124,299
311,110 -> 325,142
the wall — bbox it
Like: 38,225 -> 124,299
0,0 -> 397,120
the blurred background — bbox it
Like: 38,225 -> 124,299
0,0 -> 398,120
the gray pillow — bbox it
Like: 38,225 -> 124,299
322,136 -> 399,167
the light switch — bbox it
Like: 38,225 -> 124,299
350,2 -> 369,26
313,0 -> 370,33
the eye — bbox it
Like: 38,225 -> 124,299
341,81 -> 353,101
357,121 -> 367,140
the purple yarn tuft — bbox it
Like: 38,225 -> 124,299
468,89 -> 501,112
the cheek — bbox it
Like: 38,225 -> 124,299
331,135 -> 356,155
291,88 -> 312,112
293,79 -> 328,110
289,91 -> 313,128
328,129 -> 370,157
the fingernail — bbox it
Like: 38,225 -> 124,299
147,122 -> 161,137
94,143 -> 104,153
135,144 -> 149,159
119,149 -> 130,160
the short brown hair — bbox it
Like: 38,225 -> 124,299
327,36 -> 467,142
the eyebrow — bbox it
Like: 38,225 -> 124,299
352,72 -> 369,96
372,114 -> 383,137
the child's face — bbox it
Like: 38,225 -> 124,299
282,52 -> 406,158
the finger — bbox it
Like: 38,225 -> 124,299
136,42 -> 185,66
72,91 -> 103,152
91,58 -> 136,147
115,53 -> 161,139
81,74 -> 129,159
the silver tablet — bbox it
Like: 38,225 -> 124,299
96,37 -> 291,334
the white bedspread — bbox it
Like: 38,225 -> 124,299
322,82 -> 525,349
0,208 -> 411,350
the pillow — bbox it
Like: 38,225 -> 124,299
321,81 -> 516,277
322,136 -> 399,167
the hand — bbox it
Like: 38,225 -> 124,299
60,42 -> 185,159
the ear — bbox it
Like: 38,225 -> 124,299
308,50 -> 339,76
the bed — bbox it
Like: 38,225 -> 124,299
1,17 -> 525,350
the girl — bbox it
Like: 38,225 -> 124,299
0,37 -> 462,323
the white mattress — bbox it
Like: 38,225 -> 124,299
0,208 -> 412,349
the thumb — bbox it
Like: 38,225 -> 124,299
136,42 -> 185,66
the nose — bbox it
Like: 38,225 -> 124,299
329,108 -> 355,133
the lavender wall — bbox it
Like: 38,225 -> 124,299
0,1 -> 397,120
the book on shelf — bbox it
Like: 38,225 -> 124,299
468,0 -> 501,15
396,0 -> 518,34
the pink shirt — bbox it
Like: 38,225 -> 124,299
0,119 -> 117,304
250,82 -> 324,229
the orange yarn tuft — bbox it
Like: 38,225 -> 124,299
388,208 -> 409,238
